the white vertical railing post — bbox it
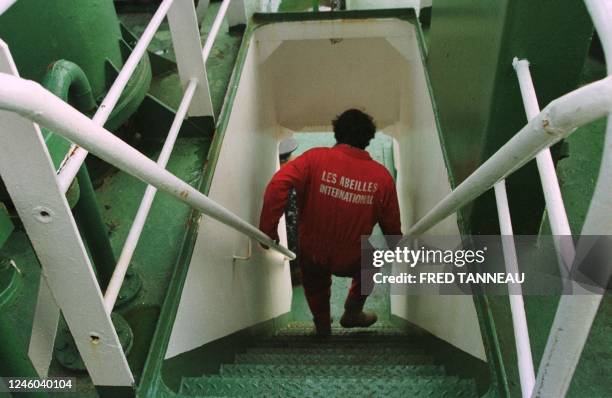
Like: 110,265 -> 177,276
512,58 -> 575,274
493,181 -> 536,398
228,0 -> 247,28
0,41 -> 133,386
167,0 -> 214,117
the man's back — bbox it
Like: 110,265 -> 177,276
259,143 -> 401,269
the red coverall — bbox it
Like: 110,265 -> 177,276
259,144 -> 402,328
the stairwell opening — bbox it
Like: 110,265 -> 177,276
164,18 -> 487,388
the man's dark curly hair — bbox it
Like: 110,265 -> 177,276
332,109 -> 376,150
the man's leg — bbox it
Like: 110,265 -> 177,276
300,258 -> 333,336
339,266 -> 377,328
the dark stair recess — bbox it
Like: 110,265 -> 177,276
177,323 -> 479,398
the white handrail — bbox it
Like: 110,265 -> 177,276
0,0 -> 17,15
406,75 -> 612,236
202,0 -> 232,62
493,181 -> 535,398
56,0 -> 176,194
0,73 -> 296,261
103,78 -> 199,313
512,58 -> 575,272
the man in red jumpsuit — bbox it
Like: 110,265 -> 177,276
259,109 -> 402,336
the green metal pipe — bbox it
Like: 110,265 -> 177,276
42,60 -> 116,288
0,0 -> 123,98
42,61 -> 97,113
312,0 -> 320,12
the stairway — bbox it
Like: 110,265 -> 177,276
178,322 -> 479,397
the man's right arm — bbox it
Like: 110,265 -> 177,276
259,152 -> 311,244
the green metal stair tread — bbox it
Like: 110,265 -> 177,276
265,328 -> 416,336
219,364 -> 447,377
262,324 -> 416,339
281,322 -> 399,330
179,376 -> 478,398
274,329 -> 415,337
275,325 -> 409,337
245,347 -> 426,356
234,352 -> 434,365
257,331 -> 425,343
253,338 -> 425,349
175,395 -> 231,398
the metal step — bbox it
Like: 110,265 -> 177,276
245,347 -> 426,356
179,376 -> 478,397
234,352 -> 434,365
255,334 -> 425,347
220,364 -> 446,378
277,323 -> 407,334
274,328 -> 411,338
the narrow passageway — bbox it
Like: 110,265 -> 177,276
174,133 -> 478,397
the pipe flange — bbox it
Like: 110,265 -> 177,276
115,267 -> 143,307
54,312 -> 133,372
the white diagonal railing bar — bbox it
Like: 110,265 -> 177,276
406,75 -> 612,237
0,41 -> 133,387
103,79 -> 198,313
56,0 -> 176,194
493,181 -> 535,398
202,0 -> 232,61
0,73 -> 296,262
103,0 -> 219,313
532,1 -> 612,396
0,0 -> 17,15
513,58 -> 575,274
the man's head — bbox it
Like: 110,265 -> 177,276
332,109 -> 376,150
